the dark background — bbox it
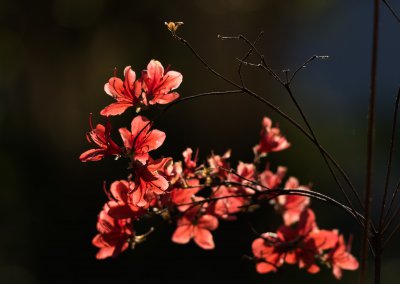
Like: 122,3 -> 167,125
1,0 -> 400,283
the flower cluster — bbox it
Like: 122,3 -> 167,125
80,59 -> 358,280
252,209 -> 358,279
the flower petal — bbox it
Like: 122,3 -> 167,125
193,227 -> 215,250
198,214 -> 218,231
161,71 -> 183,91
152,92 -> 180,105
118,127 -> 133,151
100,102 -> 132,116
104,77 -> 124,98
79,148 -> 105,162
172,225 -> 192,244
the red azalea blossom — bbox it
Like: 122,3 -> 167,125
82,61 -> 360,280
208,149 -> 231,178
106,180 -> 147,219
172,205 -> 219,250
170,179 -> 202,212
92,207 -> 134,259
229,161 -> 256,184
182,147 -> 198,176
253,117 -> 290,157
212,185 -> 246,219
252,209 -> 337,274
130,158 -> 172,207
101,66 -> 143,116
119,115 -> 166,163
276,177 -> 311,226
80,120 -> 121,162
325,232 -> 359,279
164,160 -> 183,185
258,165 -> 287,190
142,60 -> 182,105
252,234 -> 284,273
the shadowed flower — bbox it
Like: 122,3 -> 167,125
212,185 -> 246,219
276,177 -> 311,226
172,205 -> 219,250
208,149 -> 231,179
106,180 -> 147,219
325,232 -> 359,279
170,179 -> 202,212
252,209 -> 337,275
253,117 -> 290,157
258,165 -> 287,190
92,207 -> 134,259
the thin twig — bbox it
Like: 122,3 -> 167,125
173,34 -> 238,87
219,166 -> 267,188
382,0 -> 400,23
383,181 -> 400,232
383,203 -> 400,236
288,55 -> 329,85
284,84 -> 365,212
170,32 -> 365,229
379,89 -> 400,231
237,31 -> 264,87
235,37 -> 364,214
383,220 -> 400,248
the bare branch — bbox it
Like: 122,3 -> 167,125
379,89 -> 400,230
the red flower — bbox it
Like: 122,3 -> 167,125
253,117 -> 290,157
258,165 -> 287,190
119,115 -> 166,163
170,179 -> 202,212
164,160 -> 183,185
142,60 -> 182,105
92,207 -> 134,259
276,177 -> 311,226
182,147 -> 198,177
212,185 -> 246,219
229,161 -> 255,183
80,119 -> 121,162
325,232 -> 359,279
130,158 -> 172,207
106,180 -> 147,219
100,66 -> 143,116
172,206 -> 219,250
207,149 -> 231,178
252,233 -> 284,273
252,209 -> 336,274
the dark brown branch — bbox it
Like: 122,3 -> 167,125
361,0 -> 380,283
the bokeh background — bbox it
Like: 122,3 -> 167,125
1,0 -> 400,283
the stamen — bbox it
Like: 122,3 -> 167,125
164,64 -> 171,74
103,181 -> 114,201
89,113 -> 94,131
